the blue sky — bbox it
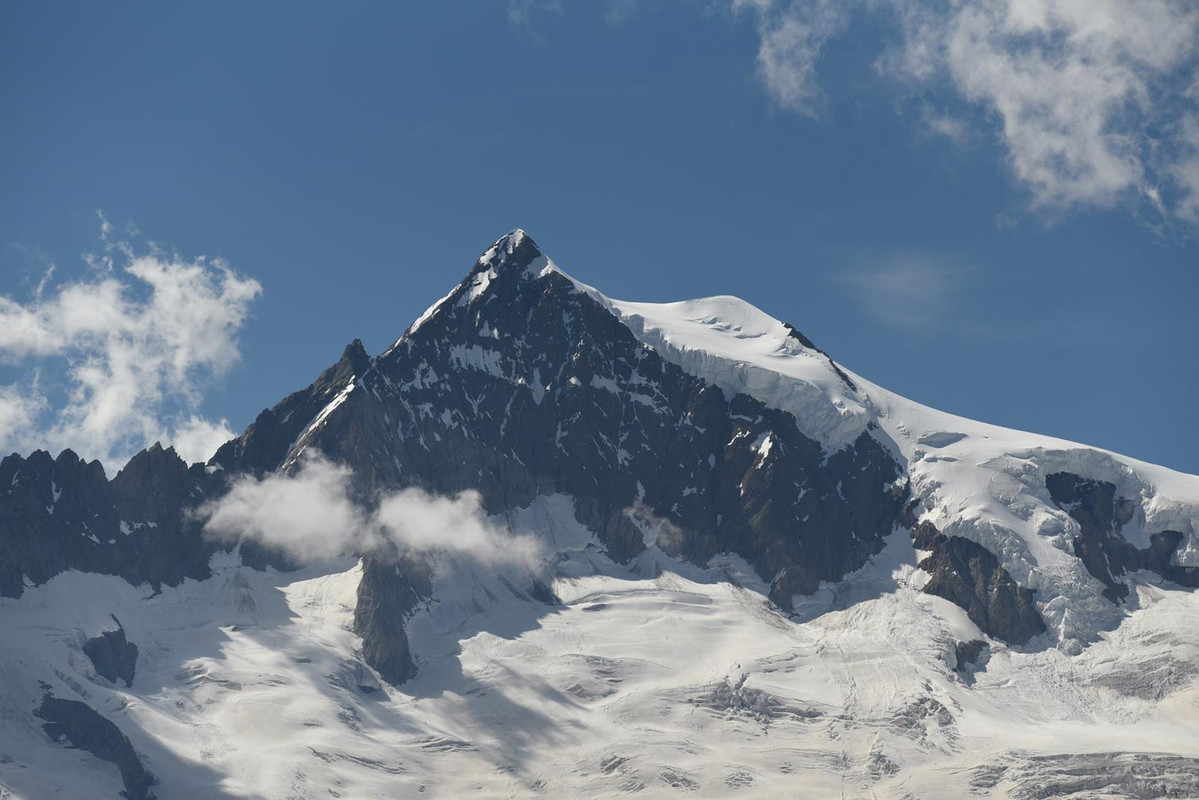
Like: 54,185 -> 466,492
1,1 -> 1197,473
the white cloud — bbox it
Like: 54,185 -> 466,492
507,0 -> 650,28
733,0 -> 848,117
0,226 -> 261,466
0,383 -> 49,444
200,456 -> 373,562
200,454 -> 544,569
1172,114 -> 1199,220
919,106 -> 971,146
835,254 -> 978,330
508,0 -> 562,27
375,488 -> 544,568
171,416 -> 239,469
733,0 -> 1199,220
604,0 -> 640,25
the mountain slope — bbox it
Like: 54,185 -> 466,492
1,230 -> 1197,799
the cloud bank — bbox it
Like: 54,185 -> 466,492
200,454 -> 544,569
0,222 -> 261,466
737,0 -> 1199,220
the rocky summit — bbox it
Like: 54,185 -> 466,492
2,231 -> 1198,799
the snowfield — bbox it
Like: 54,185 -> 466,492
3,495 -> 1199,799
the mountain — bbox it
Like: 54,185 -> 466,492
1,231 -> 1198,799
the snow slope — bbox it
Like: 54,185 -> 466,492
612,297 -> 870,452
601,286 -> 1199,650
3,496 -> 1198,799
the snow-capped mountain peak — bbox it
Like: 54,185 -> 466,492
479,227 -> 538,263
408,229 -> 870,451
472,228 -> 560,283
3,229 -> 1199,799
379,230 -> 1199,652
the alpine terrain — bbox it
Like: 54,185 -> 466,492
2,230 -> 1198,799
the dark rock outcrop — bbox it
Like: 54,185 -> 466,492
953,639 -> 989,682
210,339 -> 371,478
35,694 -> 156,799
353,553 -> 432,685
913,522 -> 1046,646
954,639 -> 988,670
0,446 -> 221,599
83,616 -> 139,687
1144,530 -> 1199,588
1046,472 -> 1199,602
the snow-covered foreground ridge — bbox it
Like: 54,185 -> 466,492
4,503 -> 1199,799
3,228 -> 1199,799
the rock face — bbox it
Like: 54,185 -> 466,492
211,339 -> 372,478
0,445 -> 220,599
912,521 -> 1047,646
353,553 -> 432,685
35,694 -> 156,800
83,617 -> 139,687
953,640 -> 989,683
1046,472 -> 1199,602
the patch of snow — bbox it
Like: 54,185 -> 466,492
446,344 -> 505,378
283,380 -> 357,469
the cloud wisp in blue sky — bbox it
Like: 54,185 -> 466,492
739,0 -> 1199,221
516,0 -> 1199,223
0,219 -> 261,467
834,254 -> 979,332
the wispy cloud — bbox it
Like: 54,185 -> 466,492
604,0 -> 641,25
6,242 -> 58,300
507,0 -> 562,27
199,453 -> 544,569
833,250 -> 1189,345
733,0 -> 1199,222
0,219 -> 261,466
508,0 -> 649,29
732,0 -> 849,118
502,0 -> 1199,222
834,254 -> 978,331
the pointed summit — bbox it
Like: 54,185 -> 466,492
395,229 -> 553,344
477,228 -> 543,273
